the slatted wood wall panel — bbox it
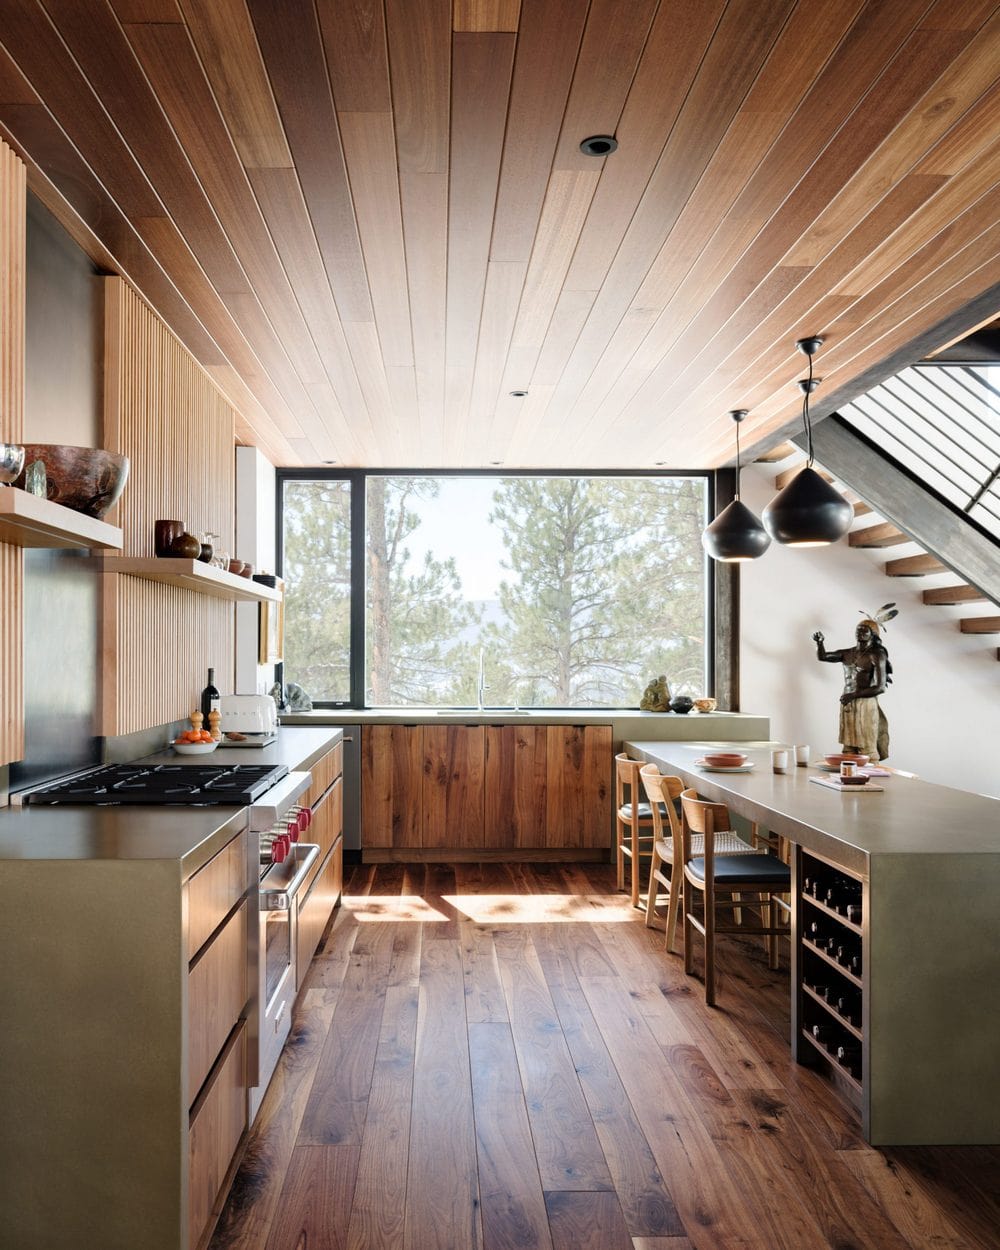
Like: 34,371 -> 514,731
0,138 -> 25,765
101,277 -> 235,736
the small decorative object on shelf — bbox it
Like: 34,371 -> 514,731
23,459 -> 46,497
198,532 -> 214,563
669,695 -> 694,715
692,697 -> 716,713
168,530 -> 202,559
0,442 -> 26,485
13,444 -> 129,518
639,674 -> 671,712
154,519 -> 183,556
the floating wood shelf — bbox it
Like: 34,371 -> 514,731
0,488 -> 123,550
95,557 -> 282,603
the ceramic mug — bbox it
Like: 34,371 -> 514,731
771,748 -> 789,775
795,744 -> 811,766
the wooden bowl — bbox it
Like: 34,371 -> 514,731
838,774 -> 870,786
702,752 -> 747,767
15,444 -> 129,518
227,559 -> 245,575
824,752 -> 869,767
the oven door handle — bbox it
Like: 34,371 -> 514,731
260,843 -> 320,911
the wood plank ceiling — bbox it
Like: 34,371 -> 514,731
1,0 -> 999,469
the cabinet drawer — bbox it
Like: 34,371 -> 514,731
188,1020 -> 247,1250
305,741 -> 343,809
188,899 -> 248,1105
302,776 -> 343,896
297,836 -> 343,988
186,830 -> 248,961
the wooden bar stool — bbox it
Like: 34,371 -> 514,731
614,753 -> 658,907
640,763 -> 750,954
679,788 -> 791,1006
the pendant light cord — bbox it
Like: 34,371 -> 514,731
734,415 -> 742,499
803,351 -> 815,467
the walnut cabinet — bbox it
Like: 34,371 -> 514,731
361,724 -> 612,858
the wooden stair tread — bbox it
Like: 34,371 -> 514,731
960,617 -> 1000,634
885,553 -> 947,576
923,585 -> 989,605
755,441 -> 798,463
853,500 -> 873,517
849,522 -> 908,549
774,464 -> 832,490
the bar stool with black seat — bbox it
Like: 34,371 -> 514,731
640,763 -> 751,954
679,788 -> 791,1006
614,753 -> 658,907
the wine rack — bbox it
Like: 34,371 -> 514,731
796,850 -> 867,1101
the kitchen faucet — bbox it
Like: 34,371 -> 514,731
477,647 -> 488,710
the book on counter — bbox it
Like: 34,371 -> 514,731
809,775 -> 884,794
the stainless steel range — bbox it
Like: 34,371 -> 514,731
22,758 -> 317,1121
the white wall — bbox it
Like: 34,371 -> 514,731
739,460 -> 1000,798
234,446 -> 277,694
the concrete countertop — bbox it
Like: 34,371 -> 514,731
281,708 -> 769,738
627,739 -> 1000,871
0,727 -> 343,879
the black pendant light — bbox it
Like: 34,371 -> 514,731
762,337 -> 853,547
702,409 -> 771,562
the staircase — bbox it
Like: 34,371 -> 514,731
767,457 -> 1000,660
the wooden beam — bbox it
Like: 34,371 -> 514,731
922,585 -> 989,605
849,522 -> 908,549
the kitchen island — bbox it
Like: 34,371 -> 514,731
626,740 -> 1000,1146
0,726 -> 342,1250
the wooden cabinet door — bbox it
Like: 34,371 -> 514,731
484,725 -> 548,848
422,725 -> 485,847
361,725 -> 422,848
545,725 -> 612,848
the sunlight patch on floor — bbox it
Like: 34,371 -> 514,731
443,894 -> 635,924
345,896 -> 449,922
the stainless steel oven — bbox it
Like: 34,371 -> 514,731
248,771 -> 314,1122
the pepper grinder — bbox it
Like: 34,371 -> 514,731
190,710 -> 204,734
207,708 -> 222,741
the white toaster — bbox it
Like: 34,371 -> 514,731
219,694 -> 279,735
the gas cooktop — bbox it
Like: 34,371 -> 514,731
25,762 -> 289,806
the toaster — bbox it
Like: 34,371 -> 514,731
219,694 -> 279,736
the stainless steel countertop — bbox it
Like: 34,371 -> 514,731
0,727 -> 343,879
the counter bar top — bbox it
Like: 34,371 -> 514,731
625,740 -> 1000,875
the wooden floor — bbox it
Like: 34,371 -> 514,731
211,862 -> 1000,1250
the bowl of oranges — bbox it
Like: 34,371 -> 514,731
173,728 -> 219,755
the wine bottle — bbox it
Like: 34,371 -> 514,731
201,668 -> 221,724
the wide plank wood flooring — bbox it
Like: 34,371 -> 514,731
212,862 -> 1000,1250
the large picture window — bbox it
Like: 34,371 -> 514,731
280,472 -> 710,709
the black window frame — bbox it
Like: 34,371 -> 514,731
275,467 -> 721,710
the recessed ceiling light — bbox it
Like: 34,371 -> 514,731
322,459 -> 337,464
580,135 -> 618,157
490,460 -> 503,466
509,390 -> 528,397
654,461 -> 667,466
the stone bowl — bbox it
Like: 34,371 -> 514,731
15,444 -> 129,518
